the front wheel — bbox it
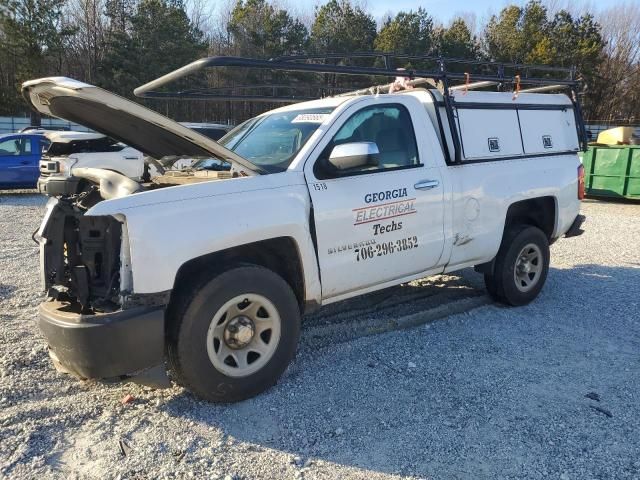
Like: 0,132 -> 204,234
167,265 -> 300,402
484,225 -> 550,306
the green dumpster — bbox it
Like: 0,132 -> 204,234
579,145 -> 640,200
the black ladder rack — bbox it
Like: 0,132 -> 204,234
134,53 -> 579,100
133,53 -> 587,161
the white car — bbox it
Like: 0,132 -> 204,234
37,131 -> 143,195
24,71 -> 585,402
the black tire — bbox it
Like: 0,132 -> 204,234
484,225 -> 550,306
167,265 -> 300,402
483,272 -> 501,301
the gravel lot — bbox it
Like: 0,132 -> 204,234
1,192 -> 639,480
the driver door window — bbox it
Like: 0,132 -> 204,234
40,139 -> 51,153
316,104 -> 420,178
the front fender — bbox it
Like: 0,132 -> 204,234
88,177 -> 320,303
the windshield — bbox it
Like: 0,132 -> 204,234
219,107 -> 334,173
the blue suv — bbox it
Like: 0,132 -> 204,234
0,133 -> 50,189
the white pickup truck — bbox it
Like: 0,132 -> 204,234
37,131 -> 144,194
23,69 -> 586,402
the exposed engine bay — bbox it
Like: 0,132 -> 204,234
149,155 -> 234,185
37,158 -> 236,313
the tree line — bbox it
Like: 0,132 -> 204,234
0,0 -> 638,125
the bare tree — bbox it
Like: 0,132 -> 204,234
592,1 -> 640,121
185,0 -> 214,37
63,0 -> 107,82
453,11 -> 477,36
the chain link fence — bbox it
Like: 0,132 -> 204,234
585,121 -> 640,141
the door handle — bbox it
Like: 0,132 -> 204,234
414,179 -> 439,190
20,160 -> 30,165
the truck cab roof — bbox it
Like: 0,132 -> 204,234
43,131 -> 107,143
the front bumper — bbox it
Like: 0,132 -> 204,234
37,175 -> 81,196
38,300 -> 165,381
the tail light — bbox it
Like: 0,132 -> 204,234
578,164 -> 585,200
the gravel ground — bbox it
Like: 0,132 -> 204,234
0,192 -> 639,480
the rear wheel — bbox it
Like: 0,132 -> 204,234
484,225 -> 550,306
167,265 -> 300,402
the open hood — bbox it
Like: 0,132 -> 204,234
22,77 -> 259,175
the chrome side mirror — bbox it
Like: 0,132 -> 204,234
328,142 -> 379,170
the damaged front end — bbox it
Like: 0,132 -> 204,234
35,173 -> 169,388
39,198 -> 124,311
20,76 -> 261,389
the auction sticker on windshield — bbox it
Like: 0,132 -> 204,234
291,113 -> 330,123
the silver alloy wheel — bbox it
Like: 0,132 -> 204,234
206,293 -> 281,377
513,243 -> 543,292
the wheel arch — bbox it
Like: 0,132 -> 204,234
169,236 -> 307,314
475,196 -> 556,275
503,196 -> 557,241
